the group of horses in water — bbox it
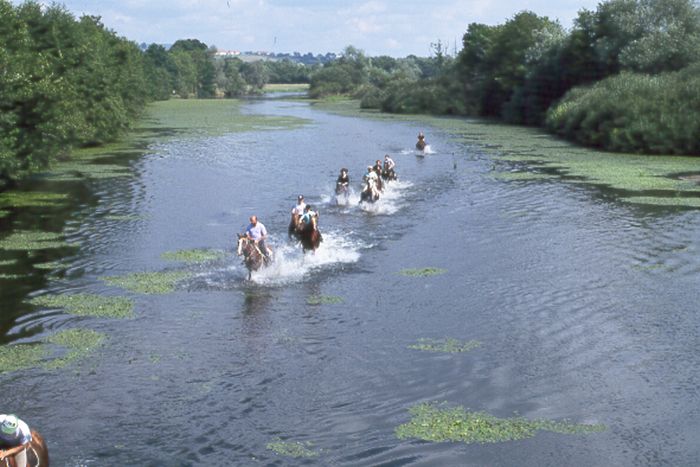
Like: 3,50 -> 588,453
236,133 -> 428,280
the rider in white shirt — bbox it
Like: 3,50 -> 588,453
0,414 -> 32,467
245,215 -> 272,259
289,195 -> 306,234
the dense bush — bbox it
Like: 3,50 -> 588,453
546,66 -> 700,154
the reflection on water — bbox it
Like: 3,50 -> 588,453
1,98 -> 699,466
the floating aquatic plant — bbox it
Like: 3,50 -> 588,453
409,338 -> 481,353
33,261 -> 63,270
0,274 -> 22,280
0,231 -> 70,251
0,210 -> 9,218
161,248 -> 225,263
621,196 -> 700,208
266,439 -> 319,458
0,259 -> 17,267
0,328 -> 106,374
0,343 -> 45,373
399,267 -> 447,277
43,328 -> 105,369
29,293 -> 134,319
102,270 -> 191,294
306,295 -> 344,305
396,403 -> 605,444
0,192 -> 69,208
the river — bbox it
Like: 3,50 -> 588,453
1,96 -> 699,466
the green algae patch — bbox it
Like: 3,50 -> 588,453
0,343 -> 45,373
399,267 -> 447,277
266,439 -> 319,458
161,248 -> 225,264
44,328 -> 105,370
396,403 -> 605,444
0,259 -> 17,267
0,210 -> 10,218
307,295 -> 344,305
622,196 -> 700,208
409,338 -> 481,353
33,261 -> 63,270
1,329 -> 106,374
0,192 -> 69,208
46,162 -> 131,180
0,274 -> 22,280
102,270 -> 191,294
29,293 -> 134,319
141,99 -> 310,137
0,231 -> 71,251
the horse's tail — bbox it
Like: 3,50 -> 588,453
29,430 -> 49,467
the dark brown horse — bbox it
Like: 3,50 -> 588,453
298,223 -> 322,253
236,234 -> 268,280
416,138 -> 426,150
1,430 -> 49,467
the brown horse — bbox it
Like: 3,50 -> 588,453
416,138 -> 426,150
298,222 -> 322,253
236,234 -> 269,280
1,430 -> 49,467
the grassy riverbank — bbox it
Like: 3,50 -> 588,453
316,99 -> 700,208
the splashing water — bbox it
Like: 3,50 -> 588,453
224,230 -> 363,286
359,180 -> 412,215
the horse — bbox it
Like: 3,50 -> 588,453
335,182 -> 350,205
298,223 -> 322,253
1,430 -> 49,467
360,180 -> 380,203
381,168 -> 397,181
416,138 -> 426,151
236,234 -> 269,280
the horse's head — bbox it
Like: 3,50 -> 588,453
236,233 -> 248,256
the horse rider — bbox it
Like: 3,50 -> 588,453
336,168 -> 350,193
299,205 -> 319,231
373,160 -> 384,191
363,165 -> 380,200
0,414 -> 32,467
417,131 -> 426,149
289,194 -> 306,235
245,215 -> 272,259
383,154 -> 396,179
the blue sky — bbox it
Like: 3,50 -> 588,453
15,0 -> 602,57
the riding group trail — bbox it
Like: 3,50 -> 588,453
236,153 -> 405,281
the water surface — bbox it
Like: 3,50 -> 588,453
1,97 -> 699,466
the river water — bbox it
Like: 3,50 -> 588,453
1,96 -> 699,466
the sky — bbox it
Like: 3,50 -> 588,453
12,0 -> 603,57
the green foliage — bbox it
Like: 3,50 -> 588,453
266,439 -> 319,458
409,338 -> 481,353
306,295 -> 343,305
546,68 -> 700,154
396,403 -> 605,444
29,293 -> 134,319
161,248 -> 225,263
399,267 -> 447,277
102,270 -> 191,294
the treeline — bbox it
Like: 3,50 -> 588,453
309,0 -> 700,155
0,0 -> 313,186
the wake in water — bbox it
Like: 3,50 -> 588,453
196,230 -> 364,288
358,179 -> 412,215
243,230 -> 363,284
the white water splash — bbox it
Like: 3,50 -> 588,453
244,230 -> 363,285
359,179 -> 412,215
